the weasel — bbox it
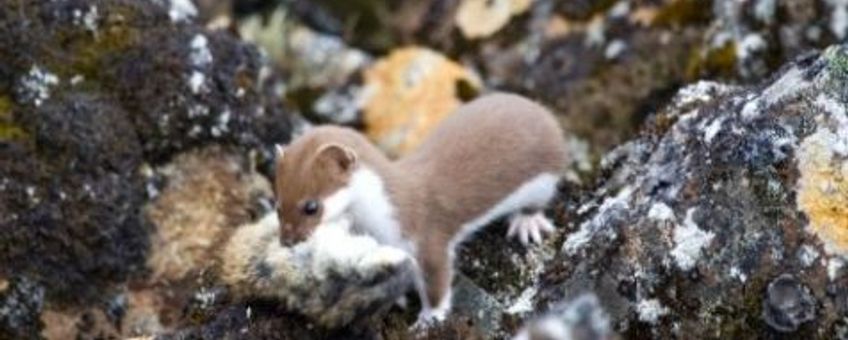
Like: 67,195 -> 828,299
273,93 -> 568,324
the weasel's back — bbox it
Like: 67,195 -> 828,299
399,93 -> 568,224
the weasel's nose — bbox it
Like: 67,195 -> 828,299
280,223 -> 305,247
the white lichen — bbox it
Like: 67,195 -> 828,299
741,67 -> 810,120
563,186 -> 633,255
737,33 -> 766,61
188,71 -> 206,94
608,1 -> 630,18
604,39 -> 627,60
584,17 -> 606,47
211,108 -> 231,137
506,287 -> 537,315
670,208 -> 715,271
828,257 -> 845,280
72,6 -> 99,32
313,85 -> 373,124
168,0 -> 197,23
648,202 -> 675,222
189,34 -> 213,67
798,245 -> 821,268
730,266 -> 748,283
187,105 -> 209,118
636,299 -> 669,324
18,65 -> 59,107
753,0 -> 777,24
674,81 -> 729,107
568,137 -> 593,174
70,75 -> 85,86
812,94 -> 848,157
702,116 -> 727,144
193,287 -> 218,309
512,294 -> 611,340
285,26 -> 371,88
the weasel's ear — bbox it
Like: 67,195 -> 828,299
316,143 -> 357,173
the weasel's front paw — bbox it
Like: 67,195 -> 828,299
507,212 -> 556,246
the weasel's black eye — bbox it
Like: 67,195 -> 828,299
302,200 -> 320,216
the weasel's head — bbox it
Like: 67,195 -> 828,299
273,128 -> 359,246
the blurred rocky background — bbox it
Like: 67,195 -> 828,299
1,0 -> 847,339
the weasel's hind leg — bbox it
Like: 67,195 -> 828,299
507,210 -> 556,246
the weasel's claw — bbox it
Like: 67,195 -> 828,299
507,212 -> 557,246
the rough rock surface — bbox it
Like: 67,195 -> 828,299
361,47 -> 481,157
0,0 -> 295,337
539,45 -> 848,338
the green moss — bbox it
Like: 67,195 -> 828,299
49,6 -> 141,83
0,95 -> 28,141
825,46 -> 848,79
652,0 -> 714,27
686,41 -> 737,81
558,0 -> 619,21
713,275 -> 769,337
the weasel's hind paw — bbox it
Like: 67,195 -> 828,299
507,212 -> 556,246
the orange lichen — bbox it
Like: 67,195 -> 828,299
362,47 -> 481,157
797,117 -> 848,254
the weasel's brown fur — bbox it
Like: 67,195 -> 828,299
274,93 -> 568,316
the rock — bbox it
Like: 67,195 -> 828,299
452,275 -> 505,336
238,6 -> 372,91
283,0 -> 459,53
0,95 -> 149,304
796,85 -> 848,254
0,0 -> 295,335
0,277 -> 44,339
512,294 -> 614,340
762,274 -> 816,332
539,45 -> 848,337
362,47 -> 481,157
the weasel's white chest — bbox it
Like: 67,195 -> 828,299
344,168 -> 411,251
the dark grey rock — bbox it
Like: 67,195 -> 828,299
539,45 -> 848,338
0,0 -> 296,335
762,274 -> 816,332
0,277 -> 45,340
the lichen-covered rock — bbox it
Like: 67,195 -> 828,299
0,277 -> 44,339
0,0 -> 296,335
0,95 -> 149,304
362,47 -> 481,157
538,44 -> 848,337
283,0 -> 459,53
513,294 -> 613,340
